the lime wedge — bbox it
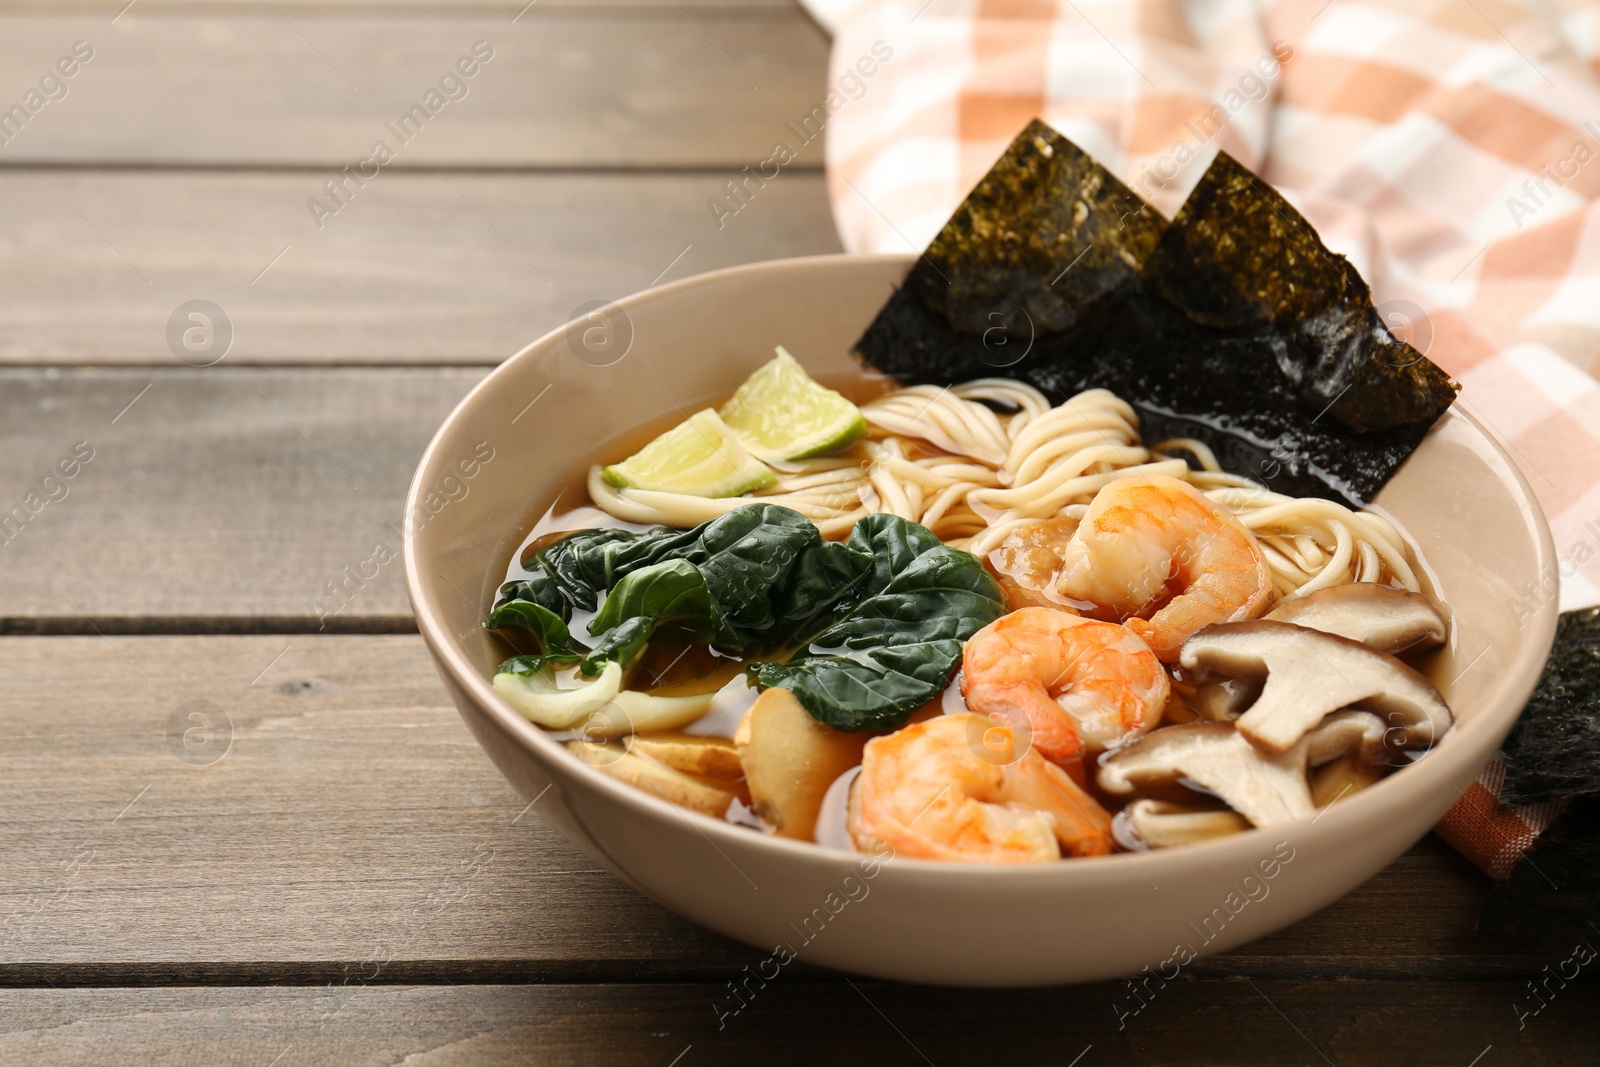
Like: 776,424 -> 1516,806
718,346 -> 868,462
603,409 -> 776,497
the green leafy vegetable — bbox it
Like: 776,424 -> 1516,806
486,600 -> 580,656
750,515 -> 1006,730
585,557 -> 732,670
579,616 -> 652,678
507,527 -> 672,615
497,652 -> 582,676
487,504 -> 1005,731
492,509 -> 838,678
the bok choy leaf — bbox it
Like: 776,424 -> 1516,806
486,504 -> 1004,731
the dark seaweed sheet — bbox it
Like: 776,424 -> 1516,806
1475,609 -> 1600,949
1143,152 -> 1458,436
855,121 -> 1459,506
910,119 -> 1165,338
1500,607 -> 1600,806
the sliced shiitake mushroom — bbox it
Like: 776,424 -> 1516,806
1310,753 -> 1388,807
1179,621 -> 1452,755
1121,799 -> 1251,848
1187,675 -> 1263,722
1266,583 -> 1448,655
1098,711 -> 1389,829
1189,587 -> 1447,723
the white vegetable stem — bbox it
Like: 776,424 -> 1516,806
493,661 -> 716,736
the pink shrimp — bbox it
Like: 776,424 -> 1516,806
847,713 -> 1112,863
1054,474 -> 1272,660
961,607 -> 1169,767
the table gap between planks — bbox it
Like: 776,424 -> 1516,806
0,0 -> 1592,1063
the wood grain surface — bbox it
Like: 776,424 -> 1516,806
0,10 -> 829,167
2,0 -> 799,15
0,635 -> 749,975
3,981 -> 1596,1066
0,172 -> 841,364
0,368 -> 479,627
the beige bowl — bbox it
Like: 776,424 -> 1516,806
404,254 -> 1557,987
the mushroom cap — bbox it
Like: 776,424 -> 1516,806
1266,583 -> 1448,655
1097,711 -> 1388,829
1179,620 -> 1453,755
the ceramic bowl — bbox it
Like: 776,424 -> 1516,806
403,254 -> 1557,986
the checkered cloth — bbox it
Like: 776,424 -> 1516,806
820,0 -> 1600,877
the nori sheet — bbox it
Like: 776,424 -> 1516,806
1500,607 -> 1600,806
1476,608 -> 1600,950
1478,794 -> 1600,952
909,119 -> 1166,338
854,122 -> 1460,506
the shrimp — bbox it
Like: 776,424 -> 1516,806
961,607 -> 1169,766
983,518 -> 1083,612
847,713 -> 1112,862
1055,474 -> 1272,660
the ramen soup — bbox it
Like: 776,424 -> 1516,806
484,352 -> 1454,864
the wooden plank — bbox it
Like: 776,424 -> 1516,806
0,10 -> 831,167
0,368 -> 477,627
2,982 -> 1594,1065
0,171 -> 841,364
0,635 -> 1530,979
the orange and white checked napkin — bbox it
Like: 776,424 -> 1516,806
816,0 -> 1600,877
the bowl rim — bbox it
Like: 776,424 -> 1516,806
403,251 -> 1560,883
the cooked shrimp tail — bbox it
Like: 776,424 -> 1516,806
847,714 -> 1113,862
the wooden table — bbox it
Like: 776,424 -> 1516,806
1,2 -> 1594,1062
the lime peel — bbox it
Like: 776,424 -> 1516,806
718,346 -> 868,462
603,409 -> 776,498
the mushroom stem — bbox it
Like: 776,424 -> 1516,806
1310,753 -> 1386,808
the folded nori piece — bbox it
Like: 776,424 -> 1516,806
910,119 -> 1166,338
1143,152 -> 1458,435
855,123 -> 1459,506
